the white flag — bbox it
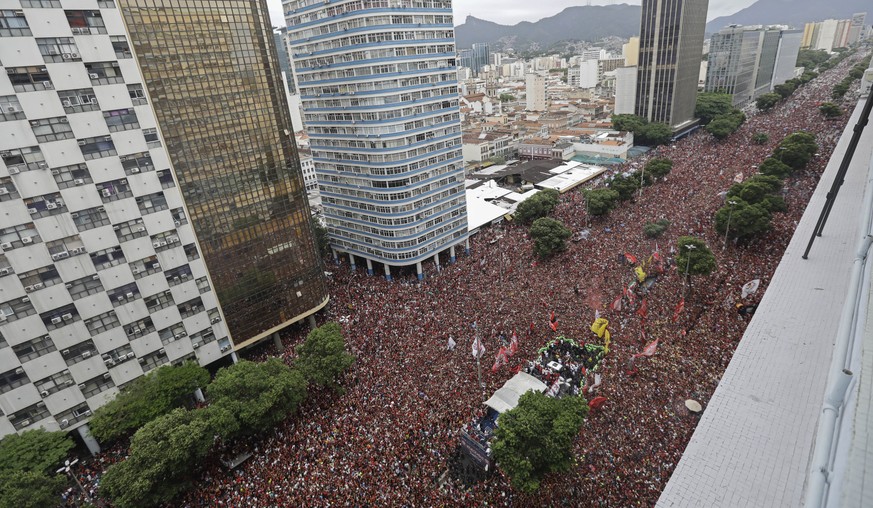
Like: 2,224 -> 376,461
447,336 -> 456,351
472,337 -> 485,359
741,279 -> 761,299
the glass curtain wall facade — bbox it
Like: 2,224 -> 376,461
635,0 -> 709,129
284,0 -> 469,272
118,0 -> 327,347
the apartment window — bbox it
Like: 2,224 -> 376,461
158,170 -> 175,189
123,316 -> 155,338
207,309 -> 221,325
58,88 -> 99,113
23,193 -> 66,219
120,151 -> 153,175
104,108 -> 139,132
111,36 -> 131,59
6,66 -> 52,92
158,322 -> 186,345
0,178 -> 19,202
45,237 -> 86,260
67,274 -> 103,300
139,349 -> 168,373
0,331 -> 6,349
1,145 -> 46,172
56,403 -> 92,429
41,303 -> 79,331
190,328 -> 216,349
170,208 -> 188,226
97,0 -> 116,8
52,163 -> 92,189
100,344 -> 134,368
151,231 -> 180,253
144,290 -> 173,313
0,223 -> 40,251
0,96 -> 25,122
115,218 -> 148,243
59,340 -> 97,366
80,373 -> 115,399
0,368 -> 29,394
72,206 -> 110,231
165,265 -> 193,287
130,255 -> 160,279
21,1 -> 62,7
0,255 -> 12,278
30,117 -> 74,143
0,297 -> 36,323
96,178 -> 133,202
127,84 -> 147,105
34,370 -> 74,397
184,243 -> 200,261
178,297 -> 204,319
19,266 -> 62,293
90,246 -> 125,271
78,136 -> 116,160
107,282 -> 140,307
36,37 -> 80,63
196,277 -> 211,294
143,127 -> 160,148
12,335 -> 55,363
84,310 -> 119,335
65,10 -> 106,35
10,403 -> 50,430
0,9 -> 31,37
84,61 -> 123,85
137,192 -> 168,215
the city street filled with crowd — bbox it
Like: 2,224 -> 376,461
69,52 -> 867,507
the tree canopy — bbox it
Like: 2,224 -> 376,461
675,236 -> 716,277
89,361 -> 210,443
530,217 -> 572,258
758,157 -> 793,179
819,102 -> 842,118
99,408 -> 216,508
608,174 -> 640,201
775,131 -> 818,171
644,158 -> 673,180
715,198 -> 773,241
295,322 -> 355,392
644,219 -> 670,239
611,115 -> 672,146
755,92 -> 782,112
491,392 -> 587,493
0,429 -> 73,474
0,470 -> 66,508
208,358 -> 308,438
695,93 -> 734,125
513,189 -> 559,223
705,108 -> 745,141
584,189 -> 620,217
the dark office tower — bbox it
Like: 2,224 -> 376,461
471,43 -> 491,74
635,0 -> 709,131
118,0 -> 328,348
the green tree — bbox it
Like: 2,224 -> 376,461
100,408 -> 215,508
832,81 -> 850,99
0,470 -> 66,508
727,180 -> 786,213
756,93 -> 782,112
530,217 -> 572,258
610,114 -> 647,133
608,174 -> 639,201
491,392 -> 587,493
774,82 -> 796,99
706,116 -> 738,140
775,132 -> 818,171
0,429 -> 74,474
295,322 -> 355,392
489,155 -> 507,165
643,219 -> 671,238
311,218 -> 330,257
498,93 -> 516,102
584,189 -> 620,216
208,358 -> 308,438
796,49 -> 829,70
645,158 -> 673,179
752,132 -> 769,144
715,199 -> 773,241
638,122 -> 673,146
89,361 -> 210,443
514,189 -> 560,223
695,92 -> 734,125
819,102 -> 842,118
676,236 -> 716,278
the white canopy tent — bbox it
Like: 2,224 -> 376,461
484,372 -> 548,414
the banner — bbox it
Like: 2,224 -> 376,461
741,279 -> 761,299
634,338 -> 659,358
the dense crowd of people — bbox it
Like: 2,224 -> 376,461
66,52 -> 868,507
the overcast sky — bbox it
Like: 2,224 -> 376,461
268,0 -> 758,27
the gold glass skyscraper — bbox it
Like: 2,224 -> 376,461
118,0 -> 327,347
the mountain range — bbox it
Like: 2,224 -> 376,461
455,0 -> 871,52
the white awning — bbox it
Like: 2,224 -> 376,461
484,372 -> 548,414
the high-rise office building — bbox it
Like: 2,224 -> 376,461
284,0 -> 468,280
623,37 -> 640,66
526,73 -> 547,111
635,0 -> 709,131
0,0 -> 325,442
471,43 -> 491,75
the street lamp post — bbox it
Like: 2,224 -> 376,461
639,165 -> 646,197
57,458 -> 91,502
683,244 -> 697,297
723,200 -> 738,250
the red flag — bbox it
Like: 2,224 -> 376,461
624,252 -> 638,265
589,396 -> 608,409
634,338 -> 659,358
611,294 -> 623,312
509,330 -> 519,356
549,310 -> 556,323
549,321 -> 558,332
491,346 -> 509,372
672,298 -> 685,323
636,298 -> 648,319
